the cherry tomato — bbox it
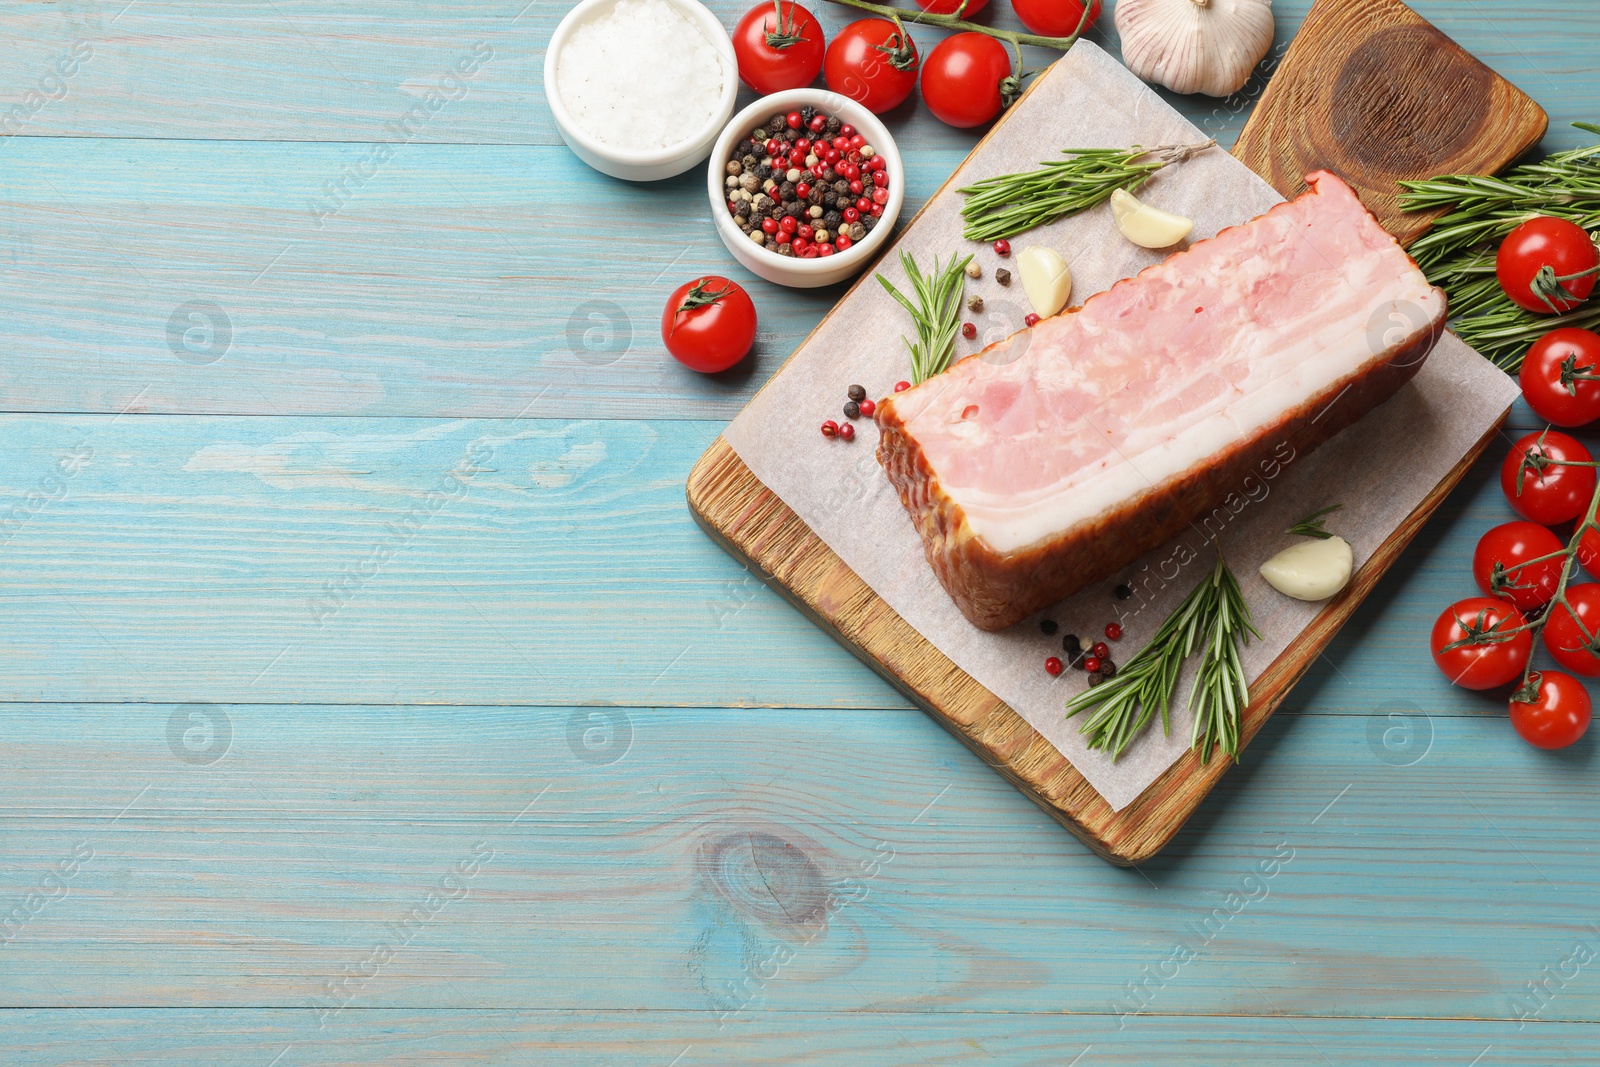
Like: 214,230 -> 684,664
824,18 -> 920,114
1010,0 -> 1100,37
661,277 -> 757,374
919,32 -> 1013,129
1431,597 -> 1532,690
914,0 -> 989,14
1577,526 -> 1600,579
1500,431 -> 1596,525
1544,583 -> 1600,676
1472,521 -> 1566,611
1509,670 -> 1592,749
733,0 -> 825,96
1496,216 -> 1600,314
1519,327 -> 1600,427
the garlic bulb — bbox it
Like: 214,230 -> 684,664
1115,0 -> 1276,98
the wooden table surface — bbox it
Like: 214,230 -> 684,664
1,1 -> 1597,1063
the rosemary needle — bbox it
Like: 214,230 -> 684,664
958,141 -> 1214,243
877,251 -> 973,384
1065,551 -> 1257,762
1286,504 -> 1342,539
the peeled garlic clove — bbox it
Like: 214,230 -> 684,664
1017,246 -> 1072,319
1114,0 -> 1276,98
1110,188 -> 1195,248
1260,536 -> 1354,602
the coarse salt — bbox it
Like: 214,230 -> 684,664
556,0 -> 729,151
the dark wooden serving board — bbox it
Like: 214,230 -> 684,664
687,0 -> 1545,864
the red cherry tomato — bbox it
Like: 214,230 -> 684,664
1519,327 -> 1600,427
1430,597 -> 1532,690
661,277 -> 757,374
919,32 -> 1013,129
733,0 -> 826,96
1496,216 -> 1600,314
1544,583 -> 1600,677
1472,521 -> 1566,611
1010,0 -> 1100,37
824,18 -> 920,114
1500,431 -> 1596,525
914,0 -> 989,14
1578,526 -> 1600,579
1509,670 -> 1592,749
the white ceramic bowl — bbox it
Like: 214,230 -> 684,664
544,0 -> 738,182
707,89 -> 905,288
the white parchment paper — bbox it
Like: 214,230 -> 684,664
723,42 -> 1521,811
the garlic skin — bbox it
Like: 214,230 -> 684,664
1110,188 -> 1195,248
1259,536 -> 1353,602
1115,0 -> 1276,98
1017,246 -> 1073,319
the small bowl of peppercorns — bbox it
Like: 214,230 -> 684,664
706,88 -> 904,289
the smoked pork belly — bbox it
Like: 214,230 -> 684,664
875,171 -> 1446,631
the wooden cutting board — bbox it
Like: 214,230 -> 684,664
686,0 -> 1545,865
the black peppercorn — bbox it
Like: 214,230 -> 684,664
847,384 -> 866,401
777,181 -> 795,201
1088,671 -> 1105,687
757,163 -> 773,180
844,400 -> 860,419
1062,634 -> 1081,655
767,115 -> 785,134
1069,651 -> 1088,670
822,168 -> 838,183
1040,619 -> 1058,636
822,192 -> 838,209
995,268 -> 1012,287
862,215 -> 877,231
823,210 -> 842,230
1115,583 -> 1133,599
800,105 -> 816,123
808,186 -> 823,204
825,116 -> 841,134
833,180 -> 850,196
777,243 -> 796,257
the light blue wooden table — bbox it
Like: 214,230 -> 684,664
1,1 -> 1597,1063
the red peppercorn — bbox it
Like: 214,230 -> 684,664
858,398 -> 875,416
837,421 -> 855,441
836,234 -> 853,251
1105,623 -> 1123,640
850,134 -> 865,148
809,114 -> 826,132
761,218 -> 778,235
818,243 -> 835,256
795,138 -> 810,153
796,182 -> 812,200
869,204 -> 884,218
994,239 -> 1011,256
821,420 -> 839,438
798,224 -> 814,240
962,322 -> 977,339
894,380 -> 910,392
849,180 -> 865,196
800,245 -> 819,258
872,170 -> 888,188
1024,313 -> 1040,327
841,123 -> 856,137
1092,641 -> 1109,659
1083,656 -> 1102,673
786,111 -> 803,129
1045,656 -> 1063,676
765,138 -> 781,155
811,163 -> 827,178
776,231 -> 791,245
868,156 -> 885,172
843,207 -> 860,223
872,187 -> 889,205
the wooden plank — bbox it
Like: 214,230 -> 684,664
2,1010 -> 1598,1064
0,702 -> 1597,1019
1233,0 -> 1547,244
688,0 -> 1537,862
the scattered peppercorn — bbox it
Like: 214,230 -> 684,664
858,398 -> 875,416
1062,633 -> 1081,655
995,268 -> 1011,286
843,400 -> 860,419
837,421 -> 855,441
1091,641 -> 1109,659
1105,622 -> 1123,641
894,380 -> 910,392
1069,651 -> 1088,669
965,261 -> 982,279
993,239 -> 1011,256
820,420 -> 839,438
1088,671 -> 1105,687
1115,583 -> 1133,599
967,295 -> 984,313
1040,619 -> 1058,635
847,383 -> 866,401
962,322 -> 977,339
1045,656 -> 1063,676
1083,656 -> 1102,673
1100,660 -> 1117,680
1024,313 -> 1040,327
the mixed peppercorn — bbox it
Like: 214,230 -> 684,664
1041,597 -> 1126,683
723,107 -> 891,259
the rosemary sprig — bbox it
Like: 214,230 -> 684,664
958,141 -> 1215,242
877,251 -> 973,384
1399,122 -> 1600,371
1286,504 -> 1342,539
1065,551 -> 1255,762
